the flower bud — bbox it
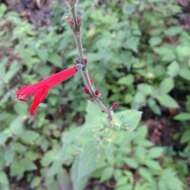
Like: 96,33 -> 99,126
83,86 -> 90,94
66,16 -> 74,27
76,15 -> 81,25
82,58 -> 88,65
111,102 -> 120,110
95,89 -> 101,97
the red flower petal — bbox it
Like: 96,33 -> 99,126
16,85 -> 38,101
16,66 -> 77,115
42,66 -> 77,88
29,86 -> 49,115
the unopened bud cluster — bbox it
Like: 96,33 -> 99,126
75,57 -> 88,71
66,15 -> 81,33
83,85 -> 101,98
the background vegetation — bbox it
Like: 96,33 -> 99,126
0,0 -> 190,189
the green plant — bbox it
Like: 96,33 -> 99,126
0,0 -> 190,189
175,95 -> 190,158
44,102 -> 184,190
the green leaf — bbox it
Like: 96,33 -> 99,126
0,171 -> 9,190
159,169 -> 183,190
20,130 -> 40,144
49,53 -> 62,67
115,109 -> 142,130
125,158 -> 138,169
71,141 -> 105,190
14,102 -> 28,116
148,98 -> 161,115
145,160 -> 161,171
139,168 -> 153,182
116,176 -> 130,186
0,130 -> 11,146
138,84 -> 153,96
132,92 -> 146,109
160,78 -> 174,93
11,159 -> 36,177
149,36 -> 162,47
179,68 -> 190,80
9,116 -> 24,135
37,49 -> 48,62
174,113 -> 190,121
118,75 -> 134,86
0,5 -> 6,17
156,94 -> 178,108
100,167 -> 114,181
4,61 -> 20,83
164,26 -> 182,36
85,101 -> 106,127
154,46 -> 175,62
177,45 -> 190,58
181,130 -> 190,143
31,177 -> 41,188
167,61 -> 180,77
148,147 -> 163,159
134,127 -> 148,142
41,148 -> 60,167
125,36 -> 139,52
0,171 -> 9,185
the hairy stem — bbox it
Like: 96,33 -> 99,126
68,2 -> 113,120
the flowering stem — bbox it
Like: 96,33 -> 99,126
67,2 -> 113,120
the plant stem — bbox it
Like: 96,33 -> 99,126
68,3 -> 113,120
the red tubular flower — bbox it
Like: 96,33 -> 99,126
16,66 -> 77,115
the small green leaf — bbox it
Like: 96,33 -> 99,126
49,53 -> 62,67
167,61 -> 180,77
149,36 -> 162,47
139,168 -> 153,182
179,68 -> 190,81
115,109 -> 142,130
38,49 -> 48,62
0,171 -> 9,185
31,177 -> 41,188
160,78 -> 174,93
41,148 -> 60,167
85,101 -> 106,127
10,116 -> 24,135
148,147 -> 163,159
154,46 -> 175,62
100,167 -> 114,181
71,141 -> 105,190
118,75 -> 134,86
125,36 -> 139,52
0,4 -> 6,17
177,46 -> 190,58
145,160 -> 161,171
20,130 -> 40,144
4,61 -> 20,83
156,94 -> 178,108
14,102 -> 28,115
174,113 -> 190,121
138,84 -> 153,96
125,158 -> 138,169
132,92 -> 146,109
164,26 -> 182,36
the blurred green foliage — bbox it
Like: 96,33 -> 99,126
0,0 -> 190,189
